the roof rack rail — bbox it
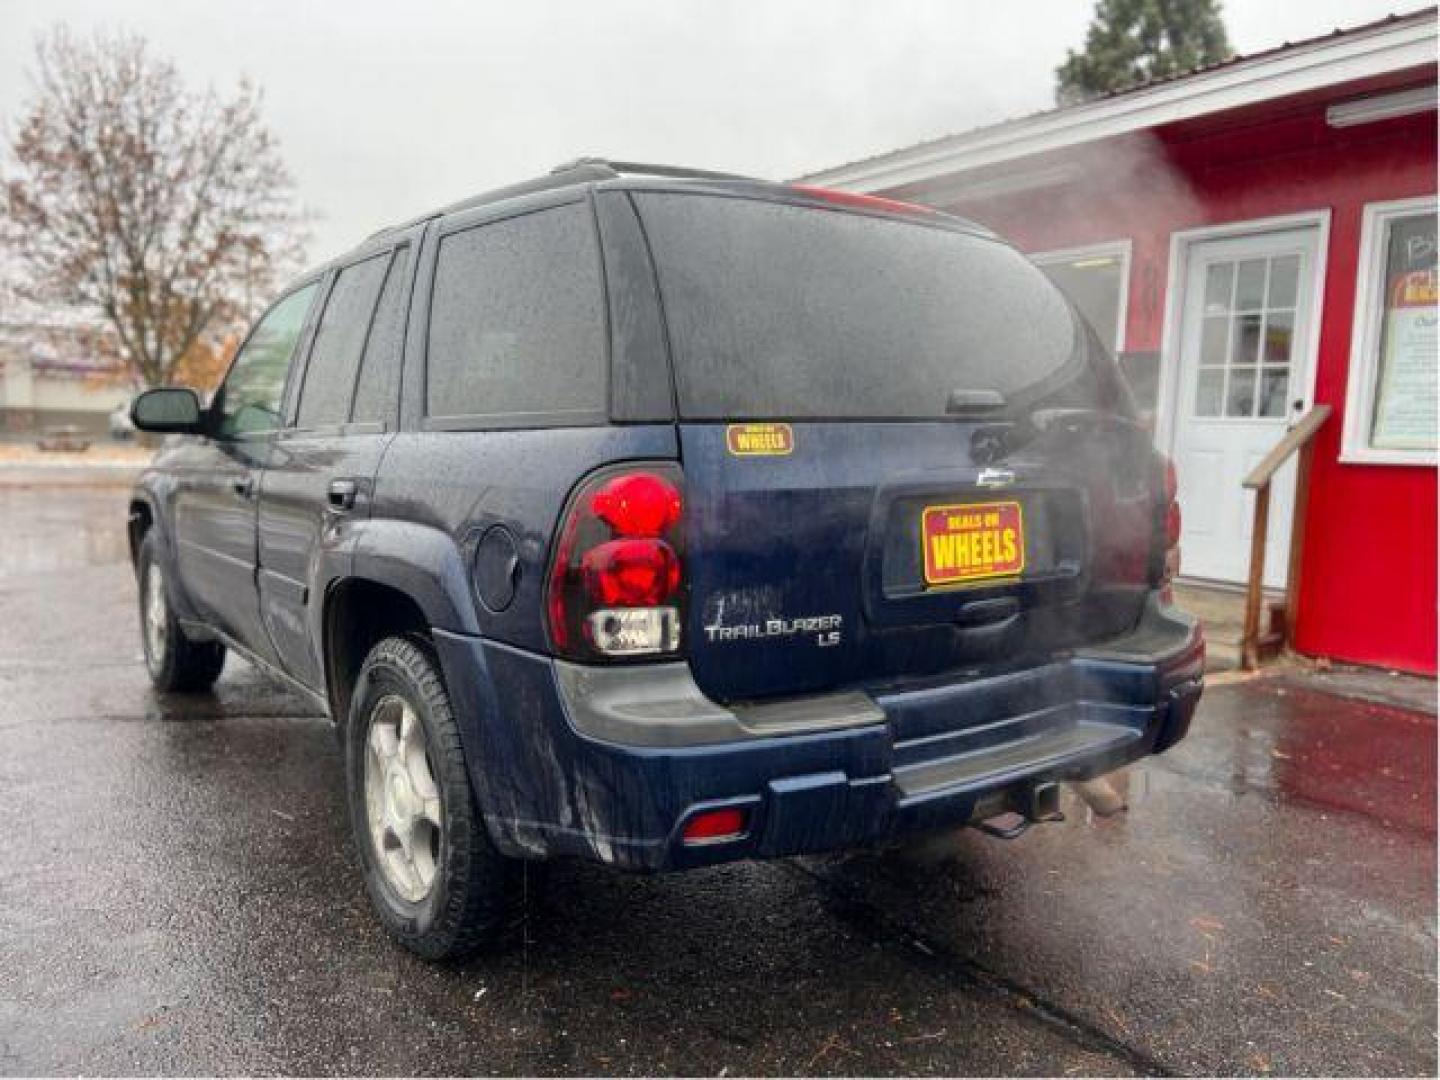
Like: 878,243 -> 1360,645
550,157 -> 758,182
363,159 -> 758,243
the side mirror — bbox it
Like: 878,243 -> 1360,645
131,387 -> 205,434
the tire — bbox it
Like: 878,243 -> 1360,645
345,635 -> 528,960
137,533 -> 226,693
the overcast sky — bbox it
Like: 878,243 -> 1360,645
0,0 -> 1412,261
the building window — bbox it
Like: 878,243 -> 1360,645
1341,196 -> 1437,465
1031,242 -> 1152,412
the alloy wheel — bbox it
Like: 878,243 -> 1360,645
363,695 -> 443,903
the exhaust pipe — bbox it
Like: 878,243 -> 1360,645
1072,775 -> 1127,817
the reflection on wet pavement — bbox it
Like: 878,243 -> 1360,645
0,486 -> 1434,1075
0,487 -> 133,573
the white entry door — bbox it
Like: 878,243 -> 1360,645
1170,226 -> 1321,587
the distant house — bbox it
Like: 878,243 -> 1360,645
798,9 -> 1437,674
0,302 -> 133,436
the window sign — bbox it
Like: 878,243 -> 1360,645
1343,198 -> 1438,465
1370,215 -> 1437,451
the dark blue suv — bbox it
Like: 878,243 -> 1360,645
127,160 -> 1203,959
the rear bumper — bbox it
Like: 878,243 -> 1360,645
434,594 -> 1203,871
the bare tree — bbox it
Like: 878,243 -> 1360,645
1,27 -> 307,388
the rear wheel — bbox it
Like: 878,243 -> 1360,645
346,635 -> 527,960
137,533 -> 225,693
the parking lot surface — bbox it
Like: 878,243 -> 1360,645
0,485 -> 1434,1075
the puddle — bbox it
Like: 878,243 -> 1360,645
0,490 -> 131,572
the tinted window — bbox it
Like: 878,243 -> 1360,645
296,253 -> 389,428
634,194 -> 1079,420
352,246 -> 411,425
216,283 -> 318,437
427,204 -> 606,421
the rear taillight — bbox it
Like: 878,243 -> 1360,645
1160,457 -> 1181,599
547,464 -> 685,660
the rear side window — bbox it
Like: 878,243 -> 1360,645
296,253 -> 390,429
427,203 -> 606,422
351,246 -> 411,425
634,193 -> 1079,420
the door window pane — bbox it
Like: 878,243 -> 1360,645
1200,315 -> 1229,365
1263,312 -> 1294,365
352,247 -> 412,425
1235,260 -> 1267,310
1368,212 -> 1438,452
1232,313 -> 1262,365
1203,263 -> 1233,314
1259,368 -> 1290,418
216,284 -> 318,437
296,254 -> 390,428
1194,369 -> 1223,416
427,204 -> 606,421
1227,369 -> 1256,417
1268,255 -> 1299,310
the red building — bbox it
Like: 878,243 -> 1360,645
800,10 -> 1438,674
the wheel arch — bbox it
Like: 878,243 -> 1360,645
320,515 -> 483,720
127,492 -> 159,570
322,576 -> 433,724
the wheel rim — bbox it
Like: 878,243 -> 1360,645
363,695 -> 443,903
143,564 -> 168,670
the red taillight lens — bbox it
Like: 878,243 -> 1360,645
682,807 -> 747,844
583,538 -> 681,606
590,473 -> 682,537
1158,456 -> 1181,593
548,465 -> 685,659
1166,500 -> 1182,548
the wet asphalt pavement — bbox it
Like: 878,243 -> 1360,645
0,484 -> 1434,1076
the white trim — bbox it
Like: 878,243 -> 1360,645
922,164 -> 1080,205
1029,239 -> 1133,353
1155,211 -> 1331,456
796,14 -> 1436,193
1327,85 -> 1439,127
1339,195 -> 1438,466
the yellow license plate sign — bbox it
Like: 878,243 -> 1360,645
921,500 -> 1025,586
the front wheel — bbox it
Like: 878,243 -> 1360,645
346,635 -> 528,960
137,533 -> 225,693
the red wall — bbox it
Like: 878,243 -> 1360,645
942,90 -> 1437,673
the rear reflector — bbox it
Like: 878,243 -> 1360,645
682,807 -> 747,845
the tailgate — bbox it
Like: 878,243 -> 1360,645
681,419 -> 1158,704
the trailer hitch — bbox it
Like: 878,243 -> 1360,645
974,781 -> 1065,839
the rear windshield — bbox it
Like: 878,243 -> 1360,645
634,193 -> 1080,420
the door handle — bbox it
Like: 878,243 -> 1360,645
232,475 -> 255,500
327,479 -> 359,512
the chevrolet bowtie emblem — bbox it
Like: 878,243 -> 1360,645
976,467 -> 1015,489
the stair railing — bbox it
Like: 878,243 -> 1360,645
1240,403 -> 1333,670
